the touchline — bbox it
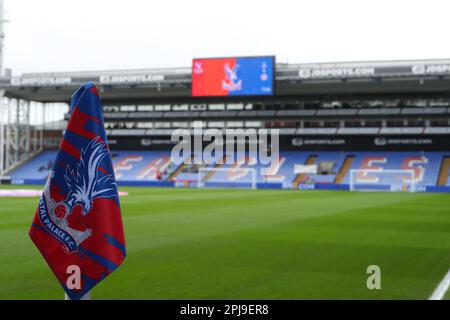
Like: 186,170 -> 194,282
171,121 -> 280,168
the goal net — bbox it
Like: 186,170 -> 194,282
198,167 -> 257,189
349,169 -> 416,192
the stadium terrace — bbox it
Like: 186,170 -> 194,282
1,58 -> 450,192
170,121 -> 279,167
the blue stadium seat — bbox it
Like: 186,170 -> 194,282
9,150 -> 448,190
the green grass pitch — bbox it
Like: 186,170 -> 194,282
0,185 -> 449,299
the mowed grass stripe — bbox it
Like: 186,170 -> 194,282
0,186 -> 449,299
121,190 -> 432,252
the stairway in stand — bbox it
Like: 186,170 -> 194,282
292,155 -> 317,188
334,155 -> 355,184
437,157 -> 450,186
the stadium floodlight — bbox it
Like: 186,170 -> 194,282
349,169 -> 417,192
198,167 -> 257,190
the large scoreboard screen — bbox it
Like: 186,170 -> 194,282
192,56 -> 275,97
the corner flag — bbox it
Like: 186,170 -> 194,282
29,82 -> 126,300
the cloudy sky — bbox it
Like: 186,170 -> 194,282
3,0 -> 450,75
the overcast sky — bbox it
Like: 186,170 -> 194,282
3,0 -> 450,75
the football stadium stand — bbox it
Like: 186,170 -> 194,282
9,150 -> 450,192
3,58 -> 450,193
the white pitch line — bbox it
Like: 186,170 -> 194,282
429,269 -> 450,300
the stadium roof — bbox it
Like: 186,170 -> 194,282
2,58 -> 450,103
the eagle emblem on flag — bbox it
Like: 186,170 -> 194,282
39,138 -> 118,253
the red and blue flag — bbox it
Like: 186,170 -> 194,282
29,82 -> 126,299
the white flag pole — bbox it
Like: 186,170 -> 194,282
65,290 -> 91,300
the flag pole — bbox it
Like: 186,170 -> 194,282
65,290 -> 91,300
